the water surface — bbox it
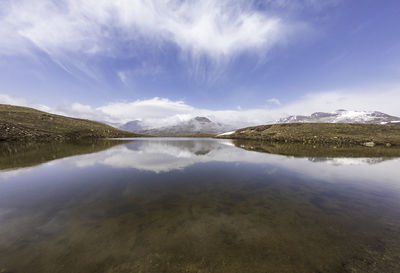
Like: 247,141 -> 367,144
0,138 -> 400,273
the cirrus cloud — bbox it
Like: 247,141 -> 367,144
0,0 -> 305,63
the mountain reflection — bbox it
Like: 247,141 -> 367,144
1,138 -> 400,186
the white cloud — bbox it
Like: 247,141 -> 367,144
2,84 -> 400,128
0,0 -> 302,62
0,94 -> 27,106
274,86 -> 400,118
267,98 -> 281,105
0,93 -> 51,112
98,97 -> 196,127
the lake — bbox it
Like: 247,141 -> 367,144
0,138 -> 400,273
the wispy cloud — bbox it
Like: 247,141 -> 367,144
267,98 -> 281,105
0,0 -> 305,67
2,84 -> 400,128
117,62 -> 164,84
117,71 -> 128,85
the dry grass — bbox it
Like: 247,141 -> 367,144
0,104 -> 144,142
217,123 -> 400,146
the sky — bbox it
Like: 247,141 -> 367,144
0,0 -> 400,127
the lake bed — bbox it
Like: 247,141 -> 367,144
1,138 -> 400,273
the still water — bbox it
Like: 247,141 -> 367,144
0,138 -> 400,273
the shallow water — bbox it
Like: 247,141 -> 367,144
0,138 -> 400,273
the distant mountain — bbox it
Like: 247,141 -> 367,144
120,120 -> 144,132
278,110 -> 400,124
121,116 -> 236,136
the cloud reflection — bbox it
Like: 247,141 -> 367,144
1,138 -> 399,188
64,138 -> 400,187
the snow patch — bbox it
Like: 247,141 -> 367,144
333,110 -> 373,123
218,131 -> 235,136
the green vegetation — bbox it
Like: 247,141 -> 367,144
217,123 -> 400,146
0,104 -> 144,142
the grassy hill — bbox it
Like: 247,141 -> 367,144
216,123 -> 400,146
0,104 -> 144,142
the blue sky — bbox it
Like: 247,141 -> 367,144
0,0 -> 400,126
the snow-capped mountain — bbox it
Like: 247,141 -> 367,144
278,110 -> 400,124
121,116 -> 236,136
